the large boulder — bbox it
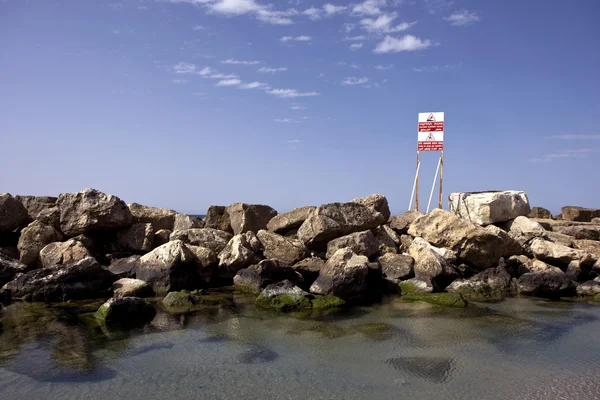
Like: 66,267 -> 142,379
446,265 -> 515,301
136,240 -> 199,295
186,245 -> 218,284
57,189 -> 133,236
561,206 -> 600,222
528,207 -> 553,219
173,213 -> 204,231
39,239 -> 92,268
408,237 -> 457,287
233,260 -> 303,293
298,202 -> 387,246
112,278 -> 154,298
117,223 -> 154,253
217,234 -> 260,279
309,248 -> 369,300
552,225 -> 600,241
128,202 -> 176,231
256,280 -> 345,312
517,260 -> 571,298
0,253 -> 28,287
267,206 -> 316,234
576,278 -> 600,298
170,228 -> 232,254
94,297 -> 156,326
15,195 -> 57,220
291,257 -> 326,284
350,194 -> 391,221
448,191 -> 531,226
226,203 -> 277,235
502,216 -> 548,247
529,238 -> 595,267
573,240 -> 600,258
36,206 -> 61,230
0,193 -> 29,232
388,211 -> 424,234
107,255 -> 140,278
204,206 -> 233,233
326,230 -> 379,259
373,225 -> 400,255
256,230 -> 309,265
408,209 -> 523,270
17,221 -> 63,266
546,231 -> 575,247
1,257 -> 116,302
153,229 -> 172,248
379,253 -> 414,284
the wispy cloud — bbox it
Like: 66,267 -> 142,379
375,64 -> 393,70
360,13 -> 416,34
267,88 -> 319,98
350,42 -> 364,50
374,35 -> 434,53
192,25 -> 206,30
239,81 -> 269,89
342,23 -> 356,33
258,66 -> 288,73
216,78 -> 241,86
302,3 -> 347,19
342,76 -> 369,85
350,64 -> 361,69
172,79 -> 188,84
288,139 -> 302,143
274,118 -> 297,123
413,63 -> 461,72
445,10 -> 480,26
208,73 -> 239,79
546,135 -> 600,140
173,62 -> 197,74
221,58 -> 261,65
344,35 -> 367,41
530,149 -> 598,163
171,0 -> 298,25
352,0 -> 386,16
280,35 -> 312,42
290,105 -> 305,110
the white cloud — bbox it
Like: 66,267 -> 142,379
239,81 -> 269,89
350,64 -> 361,69
192,25 -> 206,30
444,10 -> 480,26
267,88 -> 319,98
352,0 -> 386,16
216,78 -> 242,86
221,58 -> 261,65
172,79 -> 188,84
173,62 -> 197,74
375,64 -> 393,70
280,35 -> 312,42
324,4 -> 347,15
546,135 -> 600,140
198,67 -> 216,76
350,42 -> 364,50
274,118 -> 296,123
170,0 -> 297,25
530,149 -> 598,163
302,7 -> 321,20
344,35 -> 367,41
342,23 -> 356,33
302,4 -> 346,20
208,73 -> 239,79
374,35 -> 433,53
360,13 -> 416,34
342,76 -> 369,85
258,66 -> 288,73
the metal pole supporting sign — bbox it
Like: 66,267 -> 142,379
412,112 -> 444,212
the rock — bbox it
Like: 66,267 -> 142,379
502,216 -> 548,247
552,225 -> 600,241
326,230 -> 379,259
389,211 -> 424,234
112,278 -> 154,298
379,253 -> 414,284
256,280 -> 345,312
446,265 -> 514,301
136,240 -> 199,295
244,231 -> 263,253
373,225 -> 400,255
573,240 -> 600,258
226,203 -> 277,235
350,194 -> 391,221
517,260 -> 571,298
399,278 -> 434,294
128,202 -> 176,231
408,237 -> 457,287
217,234 -> 260,279
57,189 -> 133,236
39,239 -> 92,268
15,195 -> 57,220
298,202 -> 386,246
408,209 -> 523,270
17,221 -> 63,266
0,193 -> 29,232
204,206 -> 233,233
532,218 -> 599,230
593,218 -> 600,224
499,255 -> 532,278
291,257 -> 325,284
256,230 -> 309,265
529,238 -> 595,267
528,206 -> 553,219
576,279 -> 600,297
153,229 -> 172,248
36,207 -> 61,230
448,191 -> 531,226
309,248 -> 369,300
170,228 -> 232,254
561,206 -> 600,222
546,232 -> 575,247
94,297 -> 156,326
399,234 -> 413,253
173,213 -> 204,231
186,245 -> 218,284
233,259 -> 303,293
400,280 -> 466,307
565,260 -> 592,282
0,253 -> 28,287
117,223 -> 154,253
267,206 -> 316,234
1,257 -> 116,302
162,289 -> 233,311
107,255 -> 140,278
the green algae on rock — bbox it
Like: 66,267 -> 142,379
162,289 -> 234,312
399,281 -> 467,308
94,297 -> 156,326
255,280 -> 346,312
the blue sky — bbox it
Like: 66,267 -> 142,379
1,0 -> 599,215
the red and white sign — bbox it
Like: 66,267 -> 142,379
418,112 -> 444,151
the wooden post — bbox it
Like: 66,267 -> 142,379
415,151 -> 420,211
438,151 -> 444,209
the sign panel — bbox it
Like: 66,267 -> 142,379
418,112 -> 444,151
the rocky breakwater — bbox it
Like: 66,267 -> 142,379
1,189 -> 599,324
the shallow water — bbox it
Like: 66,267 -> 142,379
1,296 -> 600,400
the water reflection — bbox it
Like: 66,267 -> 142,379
385,356 -> 455,383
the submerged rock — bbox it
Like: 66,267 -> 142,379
448,190 -> 531,226
446,265 -> 515,301
256,280 -> 344,312
162,289 -> 233,311
399,281 -> 466,308
94,297 -> 156,326
112,278 -> 154,298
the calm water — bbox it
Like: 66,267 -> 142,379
1,294 -> 600,400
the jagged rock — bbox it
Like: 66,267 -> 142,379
186,245 -> 217,283
448,191 -> 531,226
170,228 -> 232,254
517,260 -> 571,298
552,225 -> 600,241
379,253 -> 414,284
17,221 -> 63,266
1,257 -> 116,302
561,206 -> 600,222
446,265 -> 515,301
309,248 -> 369,299
399,278 -> 434,294
136,240 -> 199,295
373,225 -> 400,255
565,260 -> 592,282
112,278 -> 154,298
399,234 -> 413,253
256,230 -> 309,265
389,211 -> 424,234
573,240 -> 600,258
117,223 -> 153,253
499,255 -> 532,278
204,206 -> 233,233
529,238 -> 595,267
107,255 -> 140,278
576,278 -> 600,297
485,225 -> 524,257
291,257 -> 325,284
233,260 -> 303,293
408,209 -> 523,270
128,202 -> 176,231
350,194 -> 391,221
173,213 -> 204,231
94,297 -> 156,326
39,239 -> 92,268
0,193 -> 29,233
0,253 -> 28,287
326,230 -> 379,259
408,237 -> 457,287
298,202 -> 386,246
532,218 -> 598,230
154,229 -> 172,248
256,280 -> 345,311
546,232 -> 575,247
528,207 -> 553,219
267,206 -> 316,234
36,207 -> 61,230
57,189 -> 132,236
502,216 -> 548,247
217,234 -> 260,279
244,231 -> 263,253
15,195 -> 57,220
226,203 -> 277,235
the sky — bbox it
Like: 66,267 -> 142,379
1,0 -> 599,215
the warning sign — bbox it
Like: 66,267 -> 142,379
418,112 -> 444,151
